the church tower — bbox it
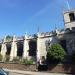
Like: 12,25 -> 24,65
64,10 -> 75,31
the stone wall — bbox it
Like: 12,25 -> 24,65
0,63 -> 75,74
0,63 -> 36,71
48,64 -> 75,74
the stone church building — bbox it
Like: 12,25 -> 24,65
0,9 -> 75,61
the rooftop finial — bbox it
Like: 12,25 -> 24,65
55,24 -> 57,30
37,24 -> 40,33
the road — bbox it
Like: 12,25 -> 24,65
8,72 -> 70,75
9,72 -> 71,75
4,69 -> 70,75
9,72 -> 25,75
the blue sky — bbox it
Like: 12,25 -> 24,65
0,0 -> 75,37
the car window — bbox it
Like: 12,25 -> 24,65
0,68 -> 7,75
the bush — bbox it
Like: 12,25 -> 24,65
13,57 -> 20,63
21,58 -> 34,65
12,57 -> 34,64
47,43 -> 66,64
5,55 -> 10,62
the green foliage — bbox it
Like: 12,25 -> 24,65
6,35 -> 12,41
0,53 -> 2,61
5,55 -> 10,62
13,57 -> 20,63
21,58 -> 34,65
47,43 -> 66,63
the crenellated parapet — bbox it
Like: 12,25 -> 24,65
0,28 -> 73,62
37,31 -> 56,38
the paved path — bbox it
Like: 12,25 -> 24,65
4,68 -> 70,75
9,72 -> 25,75
9,72 -> 70,75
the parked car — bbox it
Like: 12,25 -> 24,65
0,68 -> 9,75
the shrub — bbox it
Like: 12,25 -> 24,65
5,55 -> 10,62
13,57 -> 20,63
21,58 -> 34,65
47,43 -> 66,64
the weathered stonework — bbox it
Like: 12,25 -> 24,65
0,9 -> 75,62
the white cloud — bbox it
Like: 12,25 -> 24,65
26,3 -> 51,22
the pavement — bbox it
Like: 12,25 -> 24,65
3,68 -> 71,75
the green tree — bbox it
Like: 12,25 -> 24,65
6,35 -> 12,42
47,43 -> 66,64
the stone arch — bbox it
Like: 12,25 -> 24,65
29,40 -> 37,56
6,42 -> 11,55
0,44 -> 1,52
17,41 -> 23,57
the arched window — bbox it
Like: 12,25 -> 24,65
6,43 -> 11,55
69,13 -> 75,22
17,41 -> 23,57
29,40 -> 37,56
